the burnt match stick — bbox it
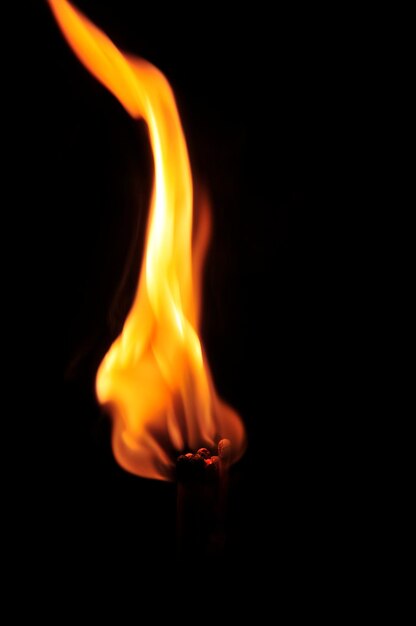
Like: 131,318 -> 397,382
176,440 -> 231,560
176,451 -> 210,560
217,438 -> 231,520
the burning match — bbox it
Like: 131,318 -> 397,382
48,0 -> 245,556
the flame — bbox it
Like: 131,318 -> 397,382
49,0 -> 245,480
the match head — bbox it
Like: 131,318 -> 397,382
176,452 -> 205,481
176,454 -> 190,480
204,455 -> 220,482
196,447 -> 211,459
218,438 -> 232,460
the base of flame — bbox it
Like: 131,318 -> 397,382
176,439 -> 231,561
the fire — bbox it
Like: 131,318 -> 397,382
49,0 -> 245,480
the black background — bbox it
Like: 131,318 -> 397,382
15,0 -> 351,587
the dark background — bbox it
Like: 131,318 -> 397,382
16,0 -> 351,585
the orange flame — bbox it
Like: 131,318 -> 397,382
49,0 -> 245,480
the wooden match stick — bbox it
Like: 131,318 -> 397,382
176,440 -> 231,561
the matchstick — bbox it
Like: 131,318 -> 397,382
176,440 -> 231,561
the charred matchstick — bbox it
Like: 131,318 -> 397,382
176,439 -> 231,560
